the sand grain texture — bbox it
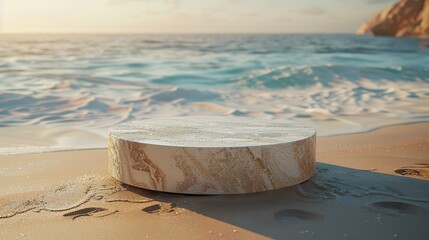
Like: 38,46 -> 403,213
1,123 -> 429,239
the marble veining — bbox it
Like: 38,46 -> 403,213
108,116 -> 316,194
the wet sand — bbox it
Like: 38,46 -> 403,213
1,122 -> 429,239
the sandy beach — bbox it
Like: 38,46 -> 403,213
1,122 -> 428,240
2,1 -> 429,239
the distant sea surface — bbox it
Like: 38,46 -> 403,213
1,34 -> 429,151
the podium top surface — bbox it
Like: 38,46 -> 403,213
109,116 -> 316,148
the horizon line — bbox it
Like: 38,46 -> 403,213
0,31 -> 356,35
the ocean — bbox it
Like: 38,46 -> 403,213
1,34 -> 429,152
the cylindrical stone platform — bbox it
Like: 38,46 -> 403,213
108,116 -> 316,194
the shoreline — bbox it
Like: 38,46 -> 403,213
1,122 -> 429,239
1,120 -> 429,156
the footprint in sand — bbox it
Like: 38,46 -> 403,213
142,204 -> 161,214
142,202 -> 177,214
274,209 -> 324,224
365,201 -> 426,216
394,163 -> 429,178
63,207 -> 108,220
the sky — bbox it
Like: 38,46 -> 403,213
0,0 -> 396,33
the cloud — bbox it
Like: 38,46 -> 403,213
366,0 -> 395,4
274,15 -> 291,22
299,6 -> 325,15
108,0 -> 180,9
202,7 -> 227,14
108,0 -> 140,4
237,11 -> 259,18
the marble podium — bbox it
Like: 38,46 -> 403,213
108,117 -> 316,194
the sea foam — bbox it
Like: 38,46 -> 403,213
0,34 -> 428,153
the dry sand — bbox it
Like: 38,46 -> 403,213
1,122 -> 429,239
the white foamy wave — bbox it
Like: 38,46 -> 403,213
1,78 -> 428,137
226,80 -> 429,135
1,34 -> 429,154
235,65 -> 429,89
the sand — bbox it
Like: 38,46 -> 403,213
1,122 -> 429,239
0,125 -> 105,155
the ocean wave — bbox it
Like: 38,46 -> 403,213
235,65 -> 429,89
1,34 -> 429,148
1,76 -> 428,137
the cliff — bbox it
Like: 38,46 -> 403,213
356,0 -> 429,38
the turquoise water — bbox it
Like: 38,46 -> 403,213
1,34 -> 428,136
